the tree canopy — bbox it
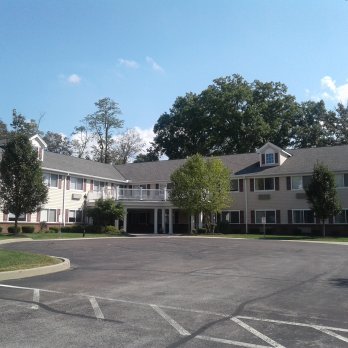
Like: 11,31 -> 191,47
0,134 -> 48,232
170,154 -> 231,232
305,162 -> 341,237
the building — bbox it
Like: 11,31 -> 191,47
1,135 -> 348,235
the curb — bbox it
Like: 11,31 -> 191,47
0,257 -> 70,281
0,238 -> 33,245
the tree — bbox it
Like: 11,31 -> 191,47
335,103 -> 348,145
10,109 -> 41,137
0,134 -> 48,233
71,123 -> 91,158
43,131 -> 72,155
305,162 -> 341,237
133,146 -> 159,163
153,75 -> 298,159
110,128 -> 145,164
86,198 -> 124,230
0,119 -> 8,138
170,154 -> 231,232
84,98 -> 124,163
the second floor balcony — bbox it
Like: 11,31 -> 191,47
87,187 -> 171,202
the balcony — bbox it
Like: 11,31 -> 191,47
87,188 -> 171,202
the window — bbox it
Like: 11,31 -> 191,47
266,153 -> 274,164
69,210 -> 82,223
335,174 -> 348,188
40,209 -> 57,222
70,177 -> 83,190
291,176 -> 312,190
255,178 -> 274,191
9,213 -> 26,222
43,173 -> 58,188
230,179 -> 239,192
93,181 -> 105,192
292,210 -> 314,224
334,210 -> 348,223
222,211 -> 240,224
255,210 -> 276,224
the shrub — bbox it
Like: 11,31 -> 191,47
22,226 -> 35,234
8,226 -> 21,234
105,225 -> 120,235
0,226 -> 2,233
49,227 -> 59,233
40,221 -> 48,232
60,226 -> 72,233
197,227 -> 207,234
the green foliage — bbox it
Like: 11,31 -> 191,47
86,199 -> 124,227
22,226 -> 35,234
10,109 -> 41,137
43,131 -> 72,155
170,154 -> 231,232
84,97 -> 124,163
105,225 -> 120,235
0,134 -> 48,232
39,221 -> 48,231
0,226 -> 2,233
8,226 -> 21,234
305,162 -> 341,237
48,227 -> 59,233
133,146 -> 159,163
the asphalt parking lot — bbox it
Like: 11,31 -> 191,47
0,236 -> 347,347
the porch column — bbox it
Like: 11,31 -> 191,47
169,208 -> 173,235
161,208 -> 165,233
198,212 -> 203,228
115,219 -> 119,229
123,208 -> 128,232
154,208 -> 158,234
190,214 -> 195,232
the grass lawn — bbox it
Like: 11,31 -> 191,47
0,250 -> 61,272
0,232 -> 122,240
199,233 -> 348,242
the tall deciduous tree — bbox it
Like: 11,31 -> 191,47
71,123 -> 91,158
133,145 -> 159,163
84,98 -> 124,163
43,131 -> 72,155
10,109 -> 41,137
0,134 -> 48,233
305,162 -> 341,237
110,128 -> 145,164
170,154 -> 231,232
335,103 -> 348,145
0,119 -> 8,138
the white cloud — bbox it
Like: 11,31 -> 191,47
146,56 -> 164,73
319,75 -> 348,104
133,126 -> 155,151
67,74 -> 81,85
118,58 -> 139,69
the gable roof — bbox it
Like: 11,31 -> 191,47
43,152 -> 127,182
256,142 -> 292,157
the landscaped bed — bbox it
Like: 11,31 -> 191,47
0,250 -> 61,272
0,232 -> 124,240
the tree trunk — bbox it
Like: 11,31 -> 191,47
14,216 -> 18,235
322,219 -> 326,238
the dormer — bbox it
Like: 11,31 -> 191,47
256,142 -> 291,167
30,134 -> 47,162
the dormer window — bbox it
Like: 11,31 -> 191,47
257,142 -> 291,167
266,153 -> 275,164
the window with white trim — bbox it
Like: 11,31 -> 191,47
334,209 -> 348,223
265,153 -> 275,164
335,174 -> 348,188
292,210 -> 314,224
230,179 -> 239,192
70,177 -> 83,190
93,180 -> 105,192
255,210 -> 276,224
255,178 -> 274,191
8,213 -> 26,222
43,173 -> 58,188
69,210 -> 82,223
291,176 -> 311,190
40,209 -> 57,222
222,211 -> 240,224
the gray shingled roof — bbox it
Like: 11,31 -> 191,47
115,144 -> 348,182
43,152 -> 127,182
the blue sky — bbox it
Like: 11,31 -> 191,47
1,0 -> 348,146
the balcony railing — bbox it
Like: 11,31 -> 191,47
87,188 -> 171,202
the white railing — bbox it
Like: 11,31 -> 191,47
87,188 -> 171,202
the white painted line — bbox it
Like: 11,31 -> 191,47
232,317 -> 285,348
151,304 -> 190,336
196,335 -> 271,348
0,284 -> 60,293
158,304 -> 228,318
88,296 -> 104,320
314,327 -> 348,343
238,315 -> 348,333
31,289 -> 40,310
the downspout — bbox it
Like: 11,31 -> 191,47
62,174 -> 66,226
244,177 -> 248,234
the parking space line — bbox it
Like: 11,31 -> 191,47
232,317 -> 285,348
88,296 -> 104,320
31,289 -> 40,310
150,304 -> 190,336
0,284 -> 60,293
196,335 -> 271,348
314,328 -> 348,343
